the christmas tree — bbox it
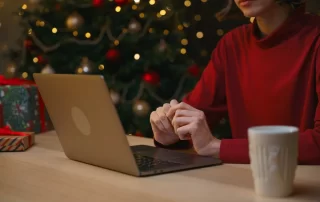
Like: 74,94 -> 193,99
7,0 -> 201,137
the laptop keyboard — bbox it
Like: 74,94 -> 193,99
134,154 -> 182,171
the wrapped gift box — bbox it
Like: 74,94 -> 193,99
0,126 -> 34,151
0,76 -> 50,133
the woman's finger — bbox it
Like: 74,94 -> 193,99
170,99 -> 179,106
150,111 -> 165,132
175,124 -> 192,140
162,103 -> 171,115
156,107 -> 173,133
172,116 -> 196,133
174,109 -> 200,117
167,102 -> 196,118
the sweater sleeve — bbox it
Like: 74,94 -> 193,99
220,41 -> 320,165
153,39 -> 228,150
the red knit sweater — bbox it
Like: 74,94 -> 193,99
155,7 -> 320,165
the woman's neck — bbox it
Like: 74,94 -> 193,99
256,4 -> 293,38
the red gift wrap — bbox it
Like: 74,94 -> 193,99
0,126 -> 34,151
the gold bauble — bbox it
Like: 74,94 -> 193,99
133,100 -> 150,116
128,19 -> 141,33
66,12 -> 84,30
5,63 -> 17,78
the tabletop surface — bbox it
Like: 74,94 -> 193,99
1,131 -> 320,202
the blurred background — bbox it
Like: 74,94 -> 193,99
0,0 -> 319,138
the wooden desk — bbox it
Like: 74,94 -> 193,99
1,131 -> 319,202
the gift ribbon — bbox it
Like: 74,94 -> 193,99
0,126 -> 32,146
0,76 -> 47,132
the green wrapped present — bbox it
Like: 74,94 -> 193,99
0,76 -> 50,133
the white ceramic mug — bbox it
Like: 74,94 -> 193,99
248,126 -> 299,197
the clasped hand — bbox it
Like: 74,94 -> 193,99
150,99 -> 221,157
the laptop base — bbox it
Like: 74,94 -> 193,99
131,145 -> 222,177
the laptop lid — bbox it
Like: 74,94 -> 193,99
33,73 -> 140,176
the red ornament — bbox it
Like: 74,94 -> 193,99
188,64 -> 201,77
93,0 -> 104,7
114,0 -> 129,6
105,49 -> 120,62
37,55 -> 47,64
55,3 -> 61,11
142,71 -> 160,85
24,39 -> 33,50
134,131 -> 144,137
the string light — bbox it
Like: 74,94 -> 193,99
132,5 -> 137,10
177,25 -> 183,31
184,0 -> 191,7
85,32 -> 91,38
28,29 -> 32,35
183,22 -> 190,28
134,53 -> 140,60
180,48 -> 187,54
73,31 -> 78,36
33,57 -> 39,63
52,27 -> 58,33
156,13 -> 162,18
163,29 -> 169,35
134,0 -> 140,3
149,0 -> 155,5
194,15 -> 201,21
115,6 -> 121,12
160,10 -> 166,16
201,0 -> 207,2
22,72 -> 28,79
83,66 -> 89,73
139,13 -> 145,18
149,28 -> 154,33
181,39 -> 188,45
77,68 -> 83,74
21,4 -> 27,10
114,40 -> 120,46
98,64 -> 105,70
196,31 -> 204,39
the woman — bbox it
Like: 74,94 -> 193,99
150,0 -> 320,164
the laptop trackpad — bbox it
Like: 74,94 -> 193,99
131,145 -> 217,164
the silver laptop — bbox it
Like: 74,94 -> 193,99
33,73 -> 222,177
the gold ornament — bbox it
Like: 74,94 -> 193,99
5,63 -> 17,78
41,64 -> 55,74
128,19 -> 141,33
76,57 -> 92,74
133,100 -> 150,116
110,90 -> 120,104
66,12 -> 84,30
